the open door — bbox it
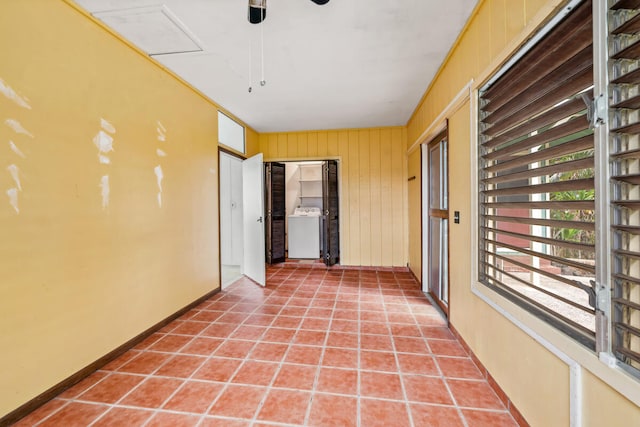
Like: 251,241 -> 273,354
265,162 -> 286,264
322,160 -> 340,266
242,153 -> 266,286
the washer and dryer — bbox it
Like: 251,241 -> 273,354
288,207 -> 321,259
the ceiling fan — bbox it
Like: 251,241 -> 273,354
249,0 -> 330,24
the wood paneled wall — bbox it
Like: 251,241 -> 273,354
259,128 -> 407,267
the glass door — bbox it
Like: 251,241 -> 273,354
424,132 -> 449,313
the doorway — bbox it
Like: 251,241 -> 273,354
219,151 -> 266,288
219,151 -> 243,288
422,130 -> 449,314
265,160 -> 340,266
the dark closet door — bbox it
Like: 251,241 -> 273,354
265,162 -> 286,264
322,160 -> 340,266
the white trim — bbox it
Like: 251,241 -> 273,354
407,79 -> 473,155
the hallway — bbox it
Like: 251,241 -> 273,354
14,266 -> 518,427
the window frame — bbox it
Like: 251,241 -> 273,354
469,0 -> 640,401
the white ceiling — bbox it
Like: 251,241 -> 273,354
74,0 -> 477,133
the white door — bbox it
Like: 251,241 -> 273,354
242,153 -> 266,286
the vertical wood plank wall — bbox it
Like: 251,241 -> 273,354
259,127 -> 408,267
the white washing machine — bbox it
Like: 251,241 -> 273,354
288,207 -> 321,259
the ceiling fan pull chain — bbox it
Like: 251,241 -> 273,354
248,35 -> 253,93
260,6 -> 266,87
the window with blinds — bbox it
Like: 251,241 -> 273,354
478,0 -> 597,348
609,0 -> 640,375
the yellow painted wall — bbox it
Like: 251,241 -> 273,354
259,128 -> 407,267
406,0 -> 640,425
0,0 -> 254,417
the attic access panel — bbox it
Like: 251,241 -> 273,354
93,5 -> 203,55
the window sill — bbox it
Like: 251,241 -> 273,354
471,281 -> 640,408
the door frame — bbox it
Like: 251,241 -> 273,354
421,128 -> 451,316
264,156 -> 343,265
218,147 -> 246,289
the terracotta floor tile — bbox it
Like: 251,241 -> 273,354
171,321 -> 209,336
120,377 -> 183,408
249,342 -> 289,362
361,321 -> 390,335
301,317 -> 331,330
397,353 -> 439,375
190,310 -> 224,322
118,352 -> 171,375
311,298 -> 335,308
133,333 -> 163,350
217,312 -> 250,324
12,399 -> 67,426
232,303 -> 260,313
214,340 -> 256,358
360,350 -> 398,372
437,357 -> 484,380
326,332 -> 359,349
330,319 -> 359,333
322,347 -> 358,368
230,325 -> 266,340
231,360 -> 278,386
180,337 -> 224,356
92,407 -> 153,427
100,351 -> 139,371
316,367 -> 358,395
429,340 -> 468,357
59,371 -> 109,399
403,375 -> 453,405
333,309 -> 358,320
390,324 -> 422,337
163,380 -> 224,413
410,403 -> 465,427
387,312 -> 417,324
155,354 -> 206,378
279,306 -> 307,317
360,371 -> 404,400
38,402 -> 108,427
421,326 -> 456,340
257,389 -> 311,424
244,314 -> 277,326
361,334 -> 394,351
394,336 -> 430,354
360,311 -> 388,322
415,314 -> 448,326
146,412 -> 200,427
193,358 -> 242,382
447,379 -> 505,410
462,409 -> 518,427
285,345 -> 323,365
148,334 -> 193,352
271,315 -> 303,329
294,330 -> 327,346
200,417 -> 250,427
208,385 -> 266,419
360,398 -> 411,427
201,322 -> 238,338
262,327 -> 296,343
78,373 -> 144,404
307,307 -> 333,318
308,393 -> 357,427
273,364 -> 317,390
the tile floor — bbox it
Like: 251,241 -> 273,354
14,266 -> 519,427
